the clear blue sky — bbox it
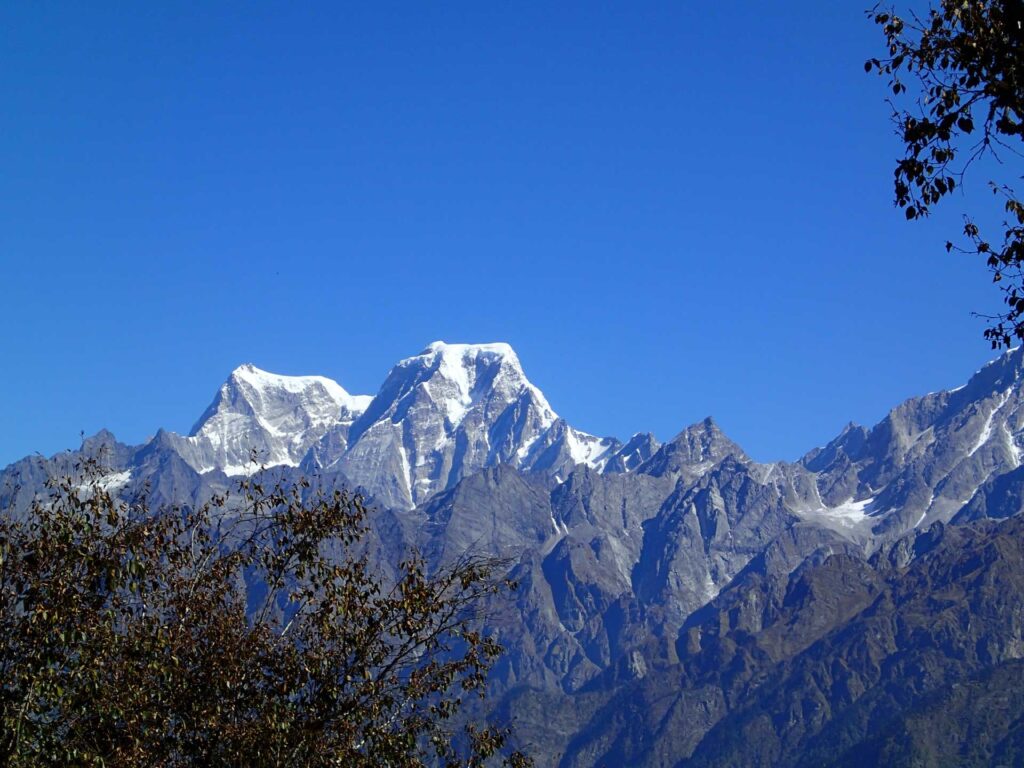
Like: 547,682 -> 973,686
0,2 -> 1005,467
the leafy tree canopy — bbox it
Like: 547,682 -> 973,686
0,460 -> 531,767
868,0 -> 1024,346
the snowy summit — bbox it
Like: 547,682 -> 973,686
158,343 -> 644,508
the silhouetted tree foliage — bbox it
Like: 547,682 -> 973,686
0,460 -> 531,767
867,0 -> 1024,346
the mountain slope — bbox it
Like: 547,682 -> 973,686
251,342 -> 636,509
165,363 -> 371,476
0,341 -> 654,515
684,517 -> 1024,767
7,345 -> 1024,766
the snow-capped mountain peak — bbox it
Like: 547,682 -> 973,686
330,342 -> 567,508
222,363 -> 372,421
168,364 -> 372,476
151,344 -> 640,509
404,341 -> 555,428
299,341 -> 625,509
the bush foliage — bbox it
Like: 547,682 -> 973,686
0,461 -> 530,767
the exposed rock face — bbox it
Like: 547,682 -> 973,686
681,517 -> 1024,768
8,345 -> 1024,766
147,343 -> 635,510
323,342 -> 616,509
802,348 -> 1024,538
165,363 -> 372,476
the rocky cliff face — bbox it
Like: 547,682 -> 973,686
148,342 -> 644,510
801,348 -> 1024,538
680,517 -> 1024,767
320,342 -> 626,509
165,363 -> 372,476
6,344 -> 1024,766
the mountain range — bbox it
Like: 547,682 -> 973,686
5,341 -> 1024,766
151,342 -> 640,510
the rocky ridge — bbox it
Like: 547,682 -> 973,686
152,342 -> 649,509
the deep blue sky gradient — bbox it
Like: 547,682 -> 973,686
0,2 -> 1006,466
